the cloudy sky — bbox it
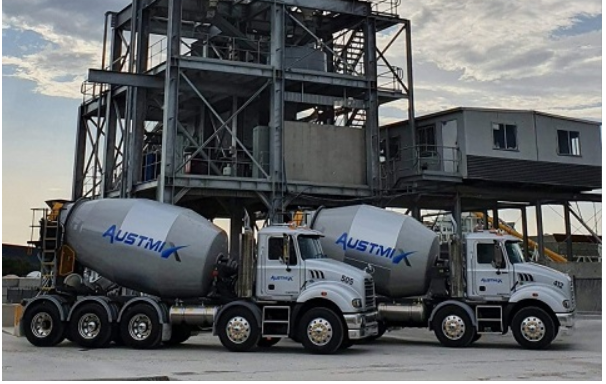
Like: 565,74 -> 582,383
2,0 -> 602,245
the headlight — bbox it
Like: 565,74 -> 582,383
352,298 -> 363,308
562,300 -> 571,309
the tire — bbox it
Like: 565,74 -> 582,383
69,303 -> 113,348
217,307 -> 260,352
339,337 -> 354,350
165,325 -> 192,345
470,333 -> 482,344
23,301 -> 66,347
432,305 -> 475,348
119,304 -> 163,349
298,308 -> 344,354
511,306 -> 556,350
257,337 -> 281,348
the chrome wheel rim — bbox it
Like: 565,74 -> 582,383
520,316 -> 546,342
31,312 -> 53,338
128,314 -> 152,340
442,315 -> 466,340
226,316 -> 251,344
307,317 -> 333,346
78,313 -> 101,340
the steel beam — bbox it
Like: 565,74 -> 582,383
284,92 -> 364,108
364,17 -> 380,191
563,203 -> 573,261
158,0 -> 182,203
72,107 -> 87,200
88,69 -> 164,89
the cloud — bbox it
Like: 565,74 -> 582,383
379,0 -> 602,120
2,0 -> 130,98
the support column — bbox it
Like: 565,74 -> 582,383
364,15 -> 380,192
492,204 -> 499,230
128,3 -> 150,195
230,200 -> 244,261
405,19 -> 416,147
411,206 -> 421,221
72,108 -> 87,200
521,207 -> 530,260
481,209 -> 489,229
101,13 -> 121,197
269,3 -> 285,222
158,0 -> 182,204
449,193 -> 464,298
536,202 -> 545,261
564,203 -> 573,261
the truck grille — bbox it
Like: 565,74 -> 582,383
364,278 -> 376,310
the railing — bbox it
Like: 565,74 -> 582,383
377,64 -> 404,92
387,145 -> 462,177
141,146 -> 270,182
372,0 -> 401,16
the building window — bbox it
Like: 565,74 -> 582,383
492,123 -> 517,150
557,130 -> 581,156
417,125 -> 436,155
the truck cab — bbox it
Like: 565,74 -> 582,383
463,231 -> 576,346
254,225 -> 378,348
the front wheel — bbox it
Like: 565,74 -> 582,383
217,307 -> 260,352
432,305 -> 475,348
23,301 -> 66,347
511,306 -> 556,350
298,308 -> 344,354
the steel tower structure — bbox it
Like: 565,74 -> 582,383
74,0 -> 413,247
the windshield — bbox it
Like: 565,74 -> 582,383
297,235 -> 326,260
505,241 -> 525,264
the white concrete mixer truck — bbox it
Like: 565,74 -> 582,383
307,205 -> 576,350
20,199 -> 378,354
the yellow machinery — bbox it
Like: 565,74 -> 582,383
473,212 -> 567,263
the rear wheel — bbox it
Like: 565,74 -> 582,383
432,305 -> 475,348
298,308 -> 344,354
217,307 -> 260,352
165,325 -> 192,345
119,304 -> 163,349
69,303 -> 112,348
23,301 -> 66,347
511,306 -> 556,350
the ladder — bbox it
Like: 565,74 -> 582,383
29,203 -> 66,292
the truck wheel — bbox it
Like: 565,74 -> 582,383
23,301 -> 66,347
69,303 -> 112,348
217,307 -> 260,352
298,308 -> 344,354
119,304 -> 162,349
432,306 -> 475,348
165,325 -> 192,345
339,337 -> 354,350
511,306 -> 556,350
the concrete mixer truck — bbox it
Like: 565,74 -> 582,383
19,199 -> 378,354
305,205 -> 576,350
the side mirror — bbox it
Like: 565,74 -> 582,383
492,241 -> 505,269
283,234 -> 291,271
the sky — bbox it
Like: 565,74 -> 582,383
1,0 -> 603,245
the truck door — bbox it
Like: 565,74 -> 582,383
258,235 -> 303,300
470,241 -> 514,299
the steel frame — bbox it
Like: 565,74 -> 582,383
74,0 -> 413,227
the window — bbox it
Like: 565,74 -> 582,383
492,123 -> 517,150
268,237 -> 297,265
557,130 -> 581,156
417,125 -> 436,155
477,243 -> 495,264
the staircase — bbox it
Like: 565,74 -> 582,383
335,30 -> 365,75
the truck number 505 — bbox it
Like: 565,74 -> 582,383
341,275 -> 354,285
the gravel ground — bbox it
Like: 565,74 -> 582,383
2,315 -> 601,381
